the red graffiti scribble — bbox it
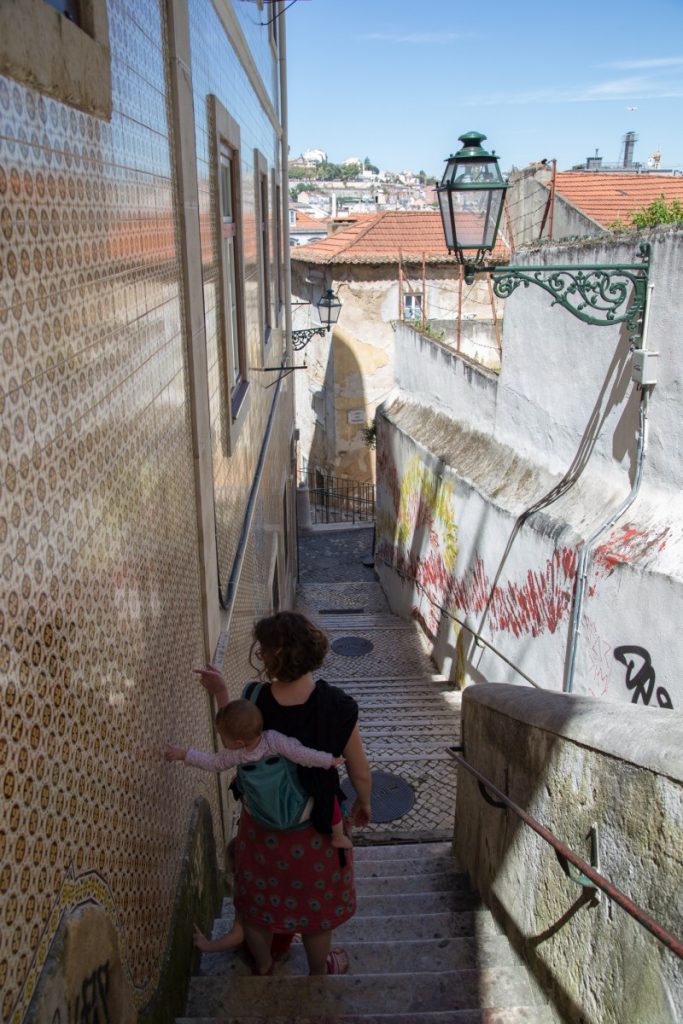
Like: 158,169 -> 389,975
376,444 -> 400,518
594,523 -> 670,576
378,539 -> 578,639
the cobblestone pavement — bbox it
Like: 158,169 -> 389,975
296,526 -> 461,843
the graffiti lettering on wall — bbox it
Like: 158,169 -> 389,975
51,962 -> 111,1024
613,646 -> 674,709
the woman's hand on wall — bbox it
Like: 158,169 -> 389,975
193,664 -> 230,707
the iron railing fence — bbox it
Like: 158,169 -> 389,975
299,468 -> 375,525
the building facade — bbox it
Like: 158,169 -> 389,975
291,211 -> 508,486
375,228 -> 683,708
0,2 -> 295,1021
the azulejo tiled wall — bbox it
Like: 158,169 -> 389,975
0,1 -> 294,1021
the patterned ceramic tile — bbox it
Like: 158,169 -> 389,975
0,0 -> 290,1020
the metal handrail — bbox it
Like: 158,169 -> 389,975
449,747 -> 683,960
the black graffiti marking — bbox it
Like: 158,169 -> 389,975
613,646 -> 674,709
67,961 -> 111,1024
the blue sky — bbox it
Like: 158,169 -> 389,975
283,0 -> 683,176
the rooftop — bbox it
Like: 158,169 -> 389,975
290,208 -> 328,231
289,210 -> 510,266
554,172 -> 683,227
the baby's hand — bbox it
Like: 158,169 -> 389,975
193,924 -> 212,951
165,746 -> 187,762
331,756 -> 346,768
193,664 -> 227,697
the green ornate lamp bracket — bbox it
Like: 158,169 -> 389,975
291,326 -> 327,350
488,242 -> 650,346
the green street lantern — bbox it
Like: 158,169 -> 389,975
436,129 -> 649,343
436,131 -> 508,269
317,288 -> 342,330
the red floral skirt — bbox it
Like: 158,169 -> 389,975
233,809 -> 356,934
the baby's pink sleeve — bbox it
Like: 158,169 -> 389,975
265,731 -> 334,768
185,747 -> 238,772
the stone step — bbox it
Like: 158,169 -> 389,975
350,704 -> 459,717
178,1011 -> 554,1024
316,616 -> 415,628
197,935 -> 522,978
184,967 -> 539,1017
358,721 -> 459,734
353,841 -> 454,860
353,889 -> 479,916
336,909 -> 503,942
354,856 -> 462,878
212,910 -> 502,944
354,871 -> 469,895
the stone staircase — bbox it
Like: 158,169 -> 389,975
177,841 -> 555,1023
176,528 -> 555,1023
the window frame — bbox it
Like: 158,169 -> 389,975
210,95 -> 250,454
255,149 -> 273,352
0,0 -> 112,118
272,171 -> 284,326
404,291 -> 424,321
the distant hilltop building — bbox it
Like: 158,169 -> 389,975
303,148 -> 327,165
342,156 -> 362,167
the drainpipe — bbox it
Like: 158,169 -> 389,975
278,4 -> 298,590
564,284 -> 655,693
279,2 -> 293,362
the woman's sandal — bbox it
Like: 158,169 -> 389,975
251,959 -> 274,977
326,947 -> 349,974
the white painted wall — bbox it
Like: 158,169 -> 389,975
291,259 -> 500,482
376,227 -> 683,708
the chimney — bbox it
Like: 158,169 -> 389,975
623,131 -> 637,168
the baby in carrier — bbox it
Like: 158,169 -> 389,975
166,693 -> 352,953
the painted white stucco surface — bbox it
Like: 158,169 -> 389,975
376,228 -> 683,708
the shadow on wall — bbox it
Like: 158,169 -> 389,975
304,323 -> 374,486
376,316 -> 656,698
454,686 -> 682,1024
465,322 -> 636,687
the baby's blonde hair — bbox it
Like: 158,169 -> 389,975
215,699 -> 263,742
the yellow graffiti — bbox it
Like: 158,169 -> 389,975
396,455 -> 458,570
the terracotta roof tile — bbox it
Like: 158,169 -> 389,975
290,210 -> 510,265
554,172 -> 683,227
290,209 -> 328,231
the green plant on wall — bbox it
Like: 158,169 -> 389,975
409,320 -> 445,342
610,193 -> 683,230
361,421 -> 377,449
630,194 -> 683,227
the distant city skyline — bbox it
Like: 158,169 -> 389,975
283,0 -> 683,177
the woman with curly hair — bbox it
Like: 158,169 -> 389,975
196,611 -> 372,976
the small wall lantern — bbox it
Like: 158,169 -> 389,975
292,288 -> 342,350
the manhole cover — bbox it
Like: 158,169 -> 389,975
331,636 -> 373,657
342,770 -> 415,823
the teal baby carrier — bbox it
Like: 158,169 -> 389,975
237,682 -> 313,831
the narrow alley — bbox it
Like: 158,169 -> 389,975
177,526 -> 555,1023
